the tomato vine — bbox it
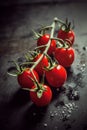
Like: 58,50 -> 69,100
8,17 -> 75,107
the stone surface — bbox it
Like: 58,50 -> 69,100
0,1 -> 87,130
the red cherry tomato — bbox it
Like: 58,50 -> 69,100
57,29 -> 75,46
37,34 -> 56,55
34,53 -> 49,76
54,47 -> 75,68
30,84 -> 52,107
17,68 -> 39,89
45,65 -> 67,88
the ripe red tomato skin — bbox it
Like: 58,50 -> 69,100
54,47 -> 75,68
37,34 -> 56,55
57,29 -> 75,46
37,34 -> 49,45
30,85 -> 52,107
34,53 -> 49,76
45,65 -> 67,88
17,68 -> 39,89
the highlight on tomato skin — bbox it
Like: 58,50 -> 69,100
45,65 -> 67,88
54,47 -> 75,68
17,68 -> 39,89
30,84 -> 52,107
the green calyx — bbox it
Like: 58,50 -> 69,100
23,69 -> 46,99
44,53 -> 58,71
36,84 -> 46,98
32,29 -> 42,40
45,62 -> 57,71
7,60 -> 24,77
56,38 -> 71,49
60,18 -> 74,32
33,79 -> 46,98
61,40 -> 71,49
22,83 -> 46,99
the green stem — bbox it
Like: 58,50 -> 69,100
34,44 -> 47,50
20,62 -> 35,66
32,29 -> 41,38
45,53 -> 53,67
31,54 -> 44,71
40,25 -> 52,32
51,37 -> 64,43
30,69 -> 39,85
55,17 -> 66,26
43,18 -> 56,54
13,60 -> 21,73
31,17 -> 56,71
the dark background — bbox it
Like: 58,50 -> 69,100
0,0 -> 87,130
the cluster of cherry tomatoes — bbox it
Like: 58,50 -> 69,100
9,18 -> 75,107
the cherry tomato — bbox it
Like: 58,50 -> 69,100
30,84 -> 52,107
57,29 -> 75,46
37,34 -> 56,55
17,68 -> 39,89
54,47 -> 75,68
34,53 -> 49,76
45,65 -> 67,88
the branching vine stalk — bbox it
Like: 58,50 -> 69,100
30,17 -> 57,71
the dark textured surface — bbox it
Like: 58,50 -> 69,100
0,2 -> 87,130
